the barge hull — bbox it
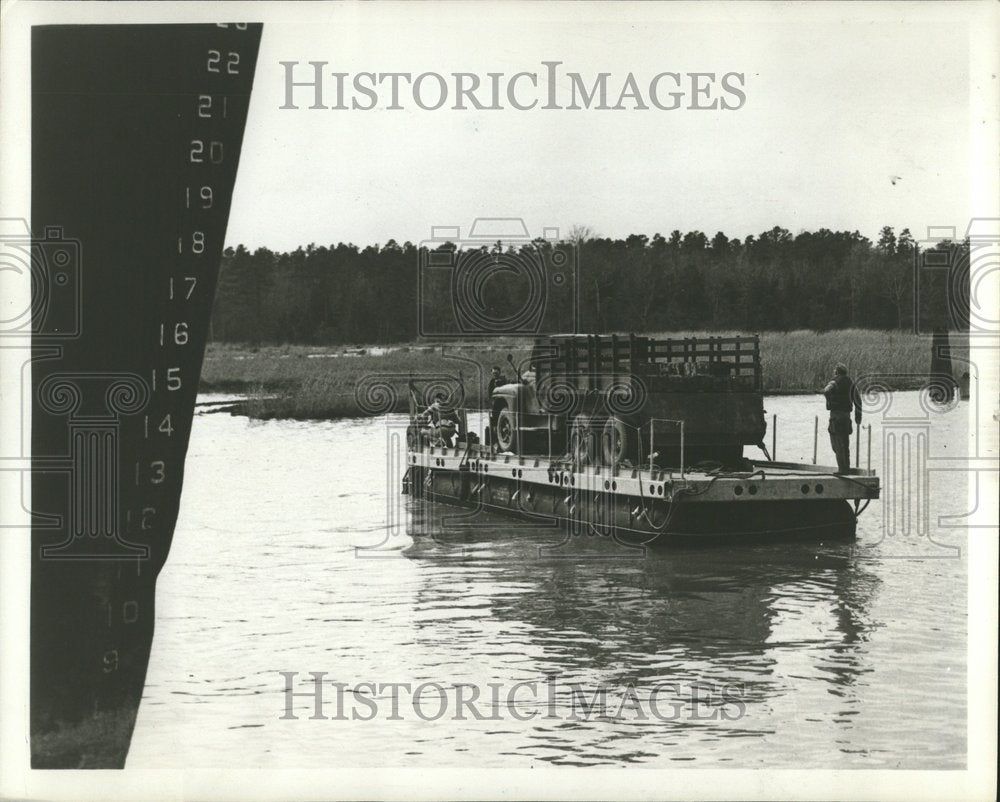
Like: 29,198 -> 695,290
405,445 -> 880,543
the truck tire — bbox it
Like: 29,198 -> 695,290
570,414 -> 595,466
602,416 -> 634,465
495,407 -> 519,454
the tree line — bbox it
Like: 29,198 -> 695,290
211,226 -> 969,345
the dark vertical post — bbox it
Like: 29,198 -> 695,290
754,335 -> 761,391
929,329 -> 956,403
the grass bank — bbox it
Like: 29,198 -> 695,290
198,330 -> 967,420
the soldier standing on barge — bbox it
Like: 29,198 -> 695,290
823,363 -> 863,473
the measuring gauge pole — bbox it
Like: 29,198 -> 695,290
30,23 -> 262,768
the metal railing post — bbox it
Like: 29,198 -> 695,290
812,416 -> 818,465
855,422 -> 860,469
771,413 -> 777,462
547,414 -> 552,460
866,424 -> 872,472
679,420 -> 685,479
648,419 -> 655,472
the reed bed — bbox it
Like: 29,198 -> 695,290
199,330 -> 963,420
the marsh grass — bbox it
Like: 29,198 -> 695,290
199,330 -> 966,420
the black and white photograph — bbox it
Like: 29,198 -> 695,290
0,2 -> 997,800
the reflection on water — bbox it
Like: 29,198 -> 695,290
129,393 -> 967,768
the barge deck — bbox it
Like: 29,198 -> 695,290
404,443 -> 881,543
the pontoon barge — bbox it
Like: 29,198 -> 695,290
403,334 -> 880,542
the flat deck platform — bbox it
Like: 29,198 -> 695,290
404,443 -> 880,541
407,444 -> 879,503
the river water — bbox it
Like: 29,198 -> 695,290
129,392 -> 968,769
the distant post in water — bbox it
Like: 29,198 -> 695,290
928,329 -> 957,404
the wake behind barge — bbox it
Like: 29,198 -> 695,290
403,334 -> 880,542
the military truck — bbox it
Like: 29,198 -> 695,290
490,334 -> 766,471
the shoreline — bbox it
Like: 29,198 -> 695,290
198,382 -> 936,422
197,329 -> 959,420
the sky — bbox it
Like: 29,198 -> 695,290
223,5 -> 975,250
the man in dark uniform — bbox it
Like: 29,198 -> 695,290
421,392 -> 458,447
486,366 -> 509,446
487,366 -> 508,396
822,363 -> 862,473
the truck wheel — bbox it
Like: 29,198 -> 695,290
570,414 -> 594,466
602,416 -> 634,465
495,407 -> 519,454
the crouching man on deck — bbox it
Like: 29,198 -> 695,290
420,393 -> 458,448
822,363 -> 862,474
